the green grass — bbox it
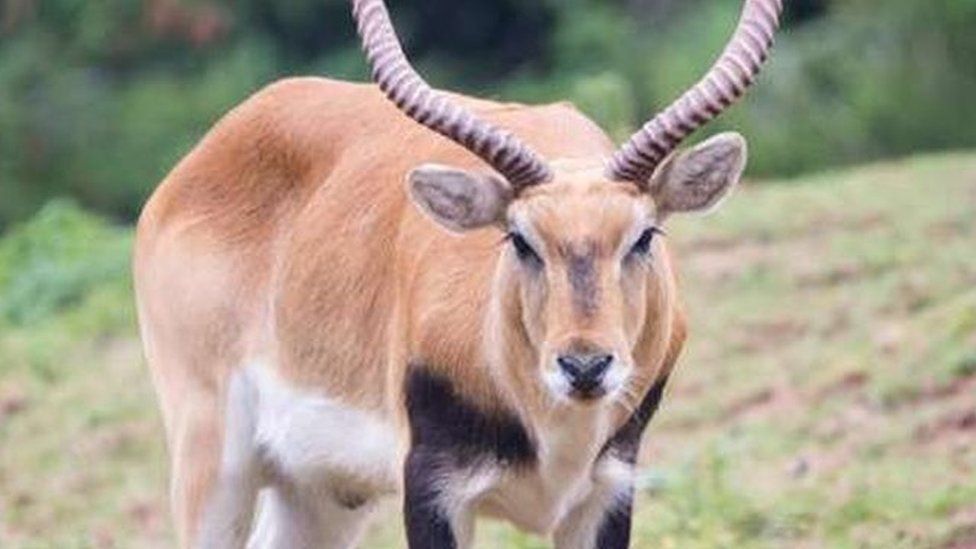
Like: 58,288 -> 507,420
1,153 -> 975,548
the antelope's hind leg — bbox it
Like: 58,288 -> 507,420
169,374 -> 263,548
247,484 -> 377,549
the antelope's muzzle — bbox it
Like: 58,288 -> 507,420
557,352 -> 614,399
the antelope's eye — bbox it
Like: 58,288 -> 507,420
629,227 -> 662,257
508,232 -> 542,265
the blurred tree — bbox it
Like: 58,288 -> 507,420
786,0 -> 829,24
411,0 -> 552,78
626,0 -> 683,20
0,0 -> 974,227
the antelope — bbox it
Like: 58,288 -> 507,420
134,0 -> 782,547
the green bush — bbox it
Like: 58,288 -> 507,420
1,0 -> 975,227
0,199 -> 131,326
497,0 -> 976,178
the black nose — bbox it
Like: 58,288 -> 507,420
557,353 -> 613,393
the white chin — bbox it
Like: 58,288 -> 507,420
541,368 -> 631,402
542,370 -> 573,402
600,368 -> 630,400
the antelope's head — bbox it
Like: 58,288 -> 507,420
353,0 -> 781,403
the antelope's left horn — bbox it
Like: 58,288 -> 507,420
607,0 -> 784,184
352,0 -> 553,192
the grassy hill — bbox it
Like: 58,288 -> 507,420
1,153 -> 974,548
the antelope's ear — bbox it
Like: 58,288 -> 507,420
408,164 -> 513,233
649,132 -> 747,218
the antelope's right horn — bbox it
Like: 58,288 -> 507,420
352,0 -> 553,192
607,0 -> 784,185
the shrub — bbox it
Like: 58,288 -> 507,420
0,200 -> 131,326
1,0 -> 975,226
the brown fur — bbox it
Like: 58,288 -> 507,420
134,77 -> 689,546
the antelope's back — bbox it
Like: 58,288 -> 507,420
134,77 -> 616,404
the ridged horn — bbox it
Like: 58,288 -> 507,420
351,0 -> 553,191
607,0 -> 783,184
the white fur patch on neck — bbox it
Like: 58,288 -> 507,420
478,407 -> 615,534
594,454 -> 635,505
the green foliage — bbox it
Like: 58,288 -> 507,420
0,199 -> 131,326
1,0 -> 975,226
734,0 -> 976,175
496,0 -> 976,177
636,446 -> 770,545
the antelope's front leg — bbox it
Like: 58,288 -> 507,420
552,456 -> 635,549
556,375 -> 670,549
402,367 -> 534,549
404,446 -> 473,549
401,368 -> 482,549
591,485 -> 635,549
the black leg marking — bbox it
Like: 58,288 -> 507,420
404,446 -> 458,549
403,367 -> 536,548
588,376 -> 668,548
404,367 -> 536,467
602,375 -> 670,464
595,486 -> 634,549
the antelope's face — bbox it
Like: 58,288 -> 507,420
503,173 -> 659,402
408,133 -> 747,403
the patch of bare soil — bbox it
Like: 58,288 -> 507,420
683,239 -> 769,285
810,397 -> 888,446
683,234 -> 741,253
128,499 -> 167,537
0,385 -> 28,426
74,420 -> 151,461
794,263 -> 868,289
815,371 -> 870,400
944,506 -> 976,549
898,375 -> 976,409
724,387 -> 775,418
914,409 -> 976,444
927,217 -> 973,240
786,444 -> 859,480
721,382 -> 806,425
682,211 -> 888,254
685,230 -> 887,294
730,318 -> 808,354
